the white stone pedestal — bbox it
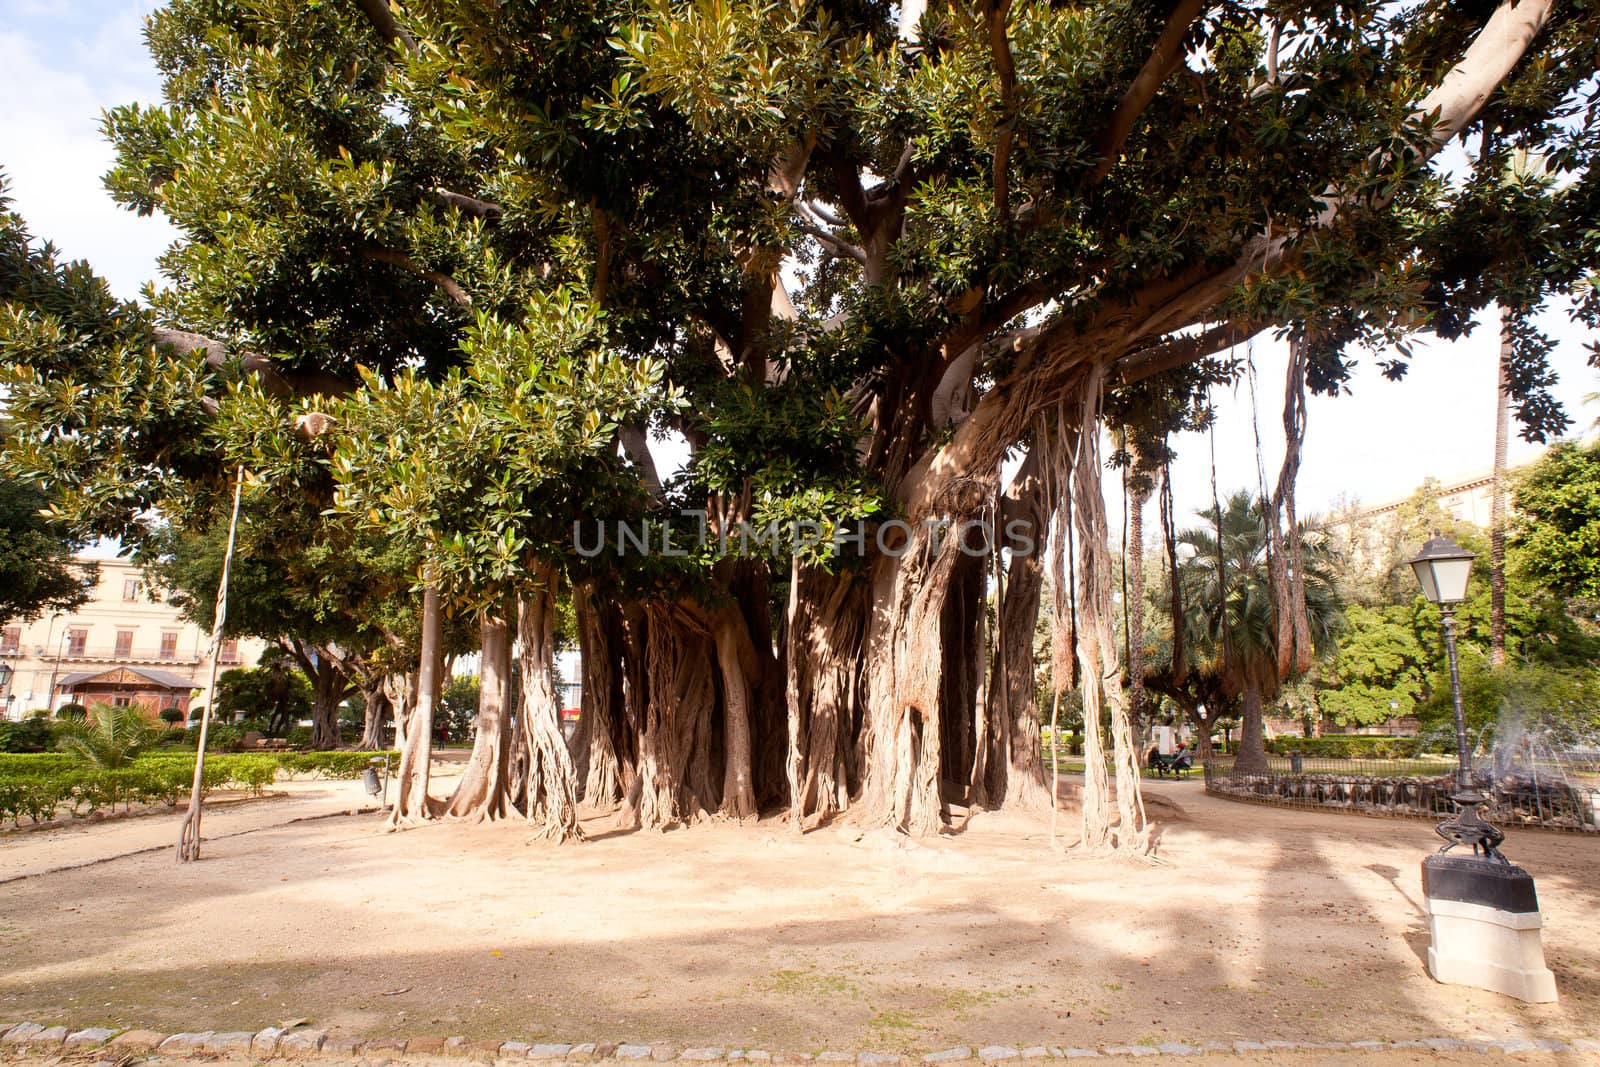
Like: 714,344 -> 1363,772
1426,893 -> 1557,1002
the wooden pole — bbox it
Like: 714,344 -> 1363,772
178,465 -> 245,863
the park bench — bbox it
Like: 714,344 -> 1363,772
240,731 -> 294,751
1148,752 -> 1194,778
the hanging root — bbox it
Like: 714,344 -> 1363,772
1066,367 -> 1149,857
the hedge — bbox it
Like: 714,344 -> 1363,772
276,751 -> 398,780
0,751 -> 396,827
1265,735 -> 1428,759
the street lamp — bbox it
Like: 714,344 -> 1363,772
1408,531 -> 1477,793
1407,531 -> 1556,1002
0,661 -> 13,720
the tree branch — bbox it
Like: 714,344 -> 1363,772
795,217 -> 867,265
359,247 -> 473,307
424,187 -> 503,220
618,425 -> 663,499
354,0 -> 420,58
1087,0 -> 1205,187
153,329 -> 353,402
1114,320 -> 1263,386
983,0 -> 1016,223
907,0 -> 1555,525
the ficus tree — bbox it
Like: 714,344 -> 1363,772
318,291 -> 670,834
4,0 -> 1597,851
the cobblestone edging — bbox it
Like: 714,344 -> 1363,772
1,1021 -> 1595,1061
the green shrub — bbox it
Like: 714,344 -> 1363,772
159,708 -> 184,726
183,722 -> 245,750
56,703 -> 161,768
0,749 -> 402,825
0,752 -> 75,774
0,774 -> 70,824
1265,734 -> 1423,759
56,703 -> 88,721
277,751 -> 398,780
0,715 -> 55,753
286,726 -> 312,747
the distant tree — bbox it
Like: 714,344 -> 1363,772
214,655 -> 313,735
1511,440 -> 1600,602
1174,492 -> 1343,774
1418,658 -> 1600,751
1316,604 -> 1429,728
437,675 -> 480,746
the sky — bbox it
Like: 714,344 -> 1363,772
3,1 -> 1596,535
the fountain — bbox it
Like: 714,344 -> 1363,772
1485,709 -> 1600,833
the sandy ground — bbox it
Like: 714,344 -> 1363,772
0,781 -> 380,883
0,771 -> 1596,1057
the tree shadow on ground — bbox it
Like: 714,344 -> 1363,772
1,787 -> 1595,1052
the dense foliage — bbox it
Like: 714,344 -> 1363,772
1511,439 -> 1600,601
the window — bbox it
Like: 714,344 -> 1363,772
114,629 -> 134,658
159,632 -> 178,661
122,578 -> 142,601
0,627 -> 18,655
219,639 -> 240,664
67,628 -> 87,656
112,696 -> 132,707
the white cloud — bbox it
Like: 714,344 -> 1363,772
0,3 -> 174,300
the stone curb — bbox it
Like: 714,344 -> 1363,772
0,1021 -> 1592,1060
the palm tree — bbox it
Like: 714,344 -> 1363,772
56,702 -> 160,768
1175,491 -> 1343,775
1491,306 -> 1511,666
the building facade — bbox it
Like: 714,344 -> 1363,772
0,557 -> 265,721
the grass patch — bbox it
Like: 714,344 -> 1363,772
767,968 -> 858,998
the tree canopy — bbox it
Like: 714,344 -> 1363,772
1511,438 -> 1600,601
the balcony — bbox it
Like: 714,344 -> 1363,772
32,645 -> 238,667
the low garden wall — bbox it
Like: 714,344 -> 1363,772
1203,759 -> 1600,833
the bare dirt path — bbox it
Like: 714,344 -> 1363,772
0,1051 -> 1582,1067
0,776 -> 1595,1056
0,779 -> 384,883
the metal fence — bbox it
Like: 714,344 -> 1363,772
1203,758 -> 1600,833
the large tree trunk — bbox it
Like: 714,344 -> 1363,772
624,603 -> 719,830
389,583 -> 442,827
444,605 -> 514,821
1235,682 -> 1269,776
860,504 -> 982,835
714,602 -> 759,821
357,684 -> 389,750
572,584 -> 627,807
517,574 -> 583,842
309,659 -> 349,750
786,566 -> 868,828
986,447 -> 1051,812
941,544 -> 984,800
1491,305 -> 1511,667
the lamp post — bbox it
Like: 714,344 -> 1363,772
1407,532 -> 1477,794
46,628 -> 71,712
1407,531 -> 1556,1002
0,661 -> 13,721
